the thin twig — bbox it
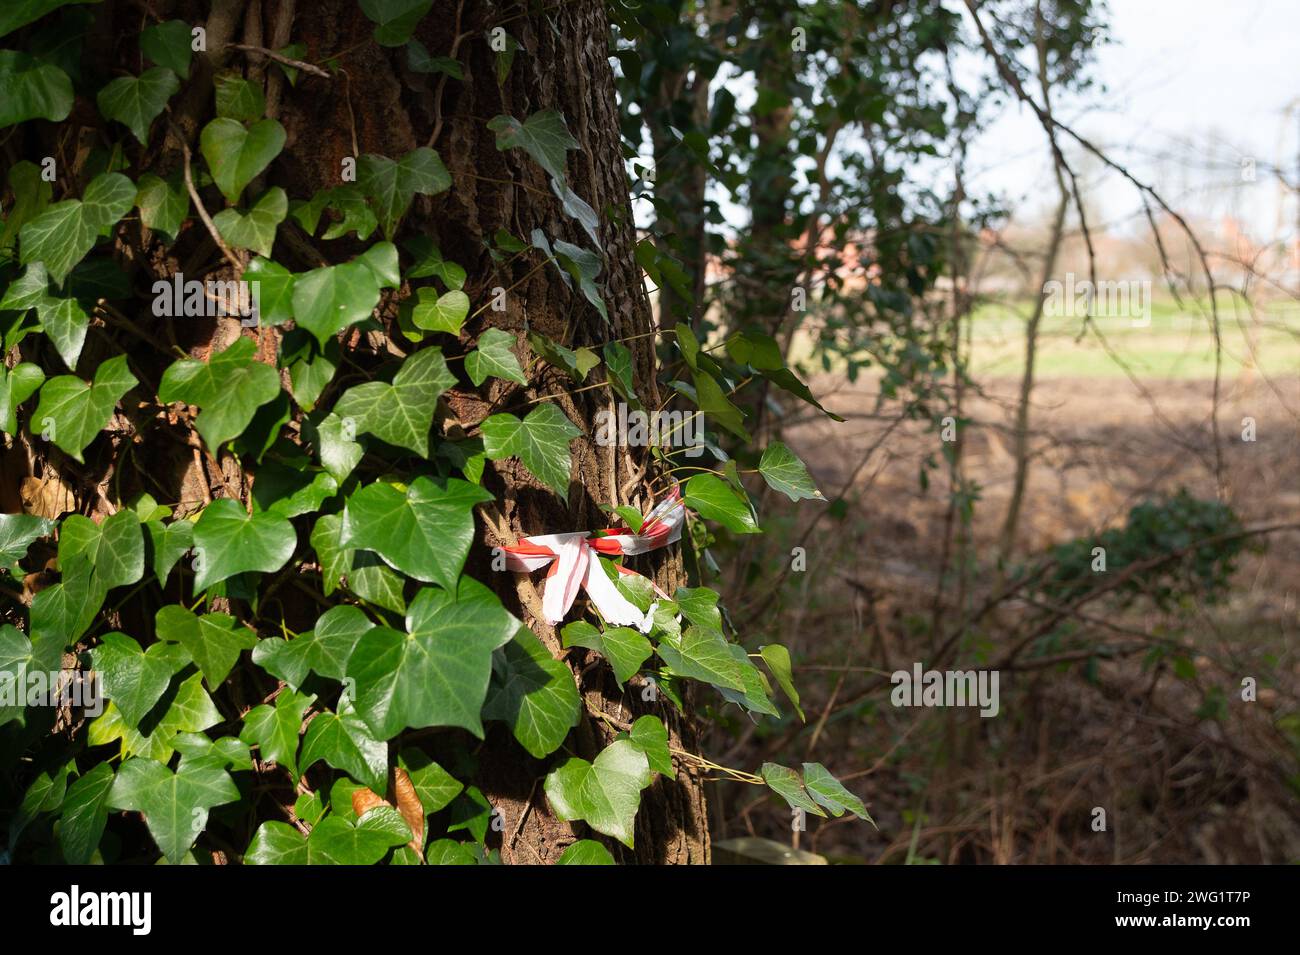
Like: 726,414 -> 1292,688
230,43 -> 331,78
171,120 -> 242,272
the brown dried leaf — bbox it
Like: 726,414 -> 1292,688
349,768 -> 425,857
350,787 -> 387,819
391,767 -> 425,853
21,473 -> 76,519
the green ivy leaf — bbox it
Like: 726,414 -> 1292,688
190,498 -> 296,592
674,586 -> 723,631
483,627 -> 580,759
494,32 -> 518,86
409,286 -> 469,335
527,330 -> 600,382
0,261 -> 48,312
156,604 -> 258,689
67,256 -> 130,304
214,71 -> 266,121
244,256 -> 294,325
285,344 -> 337,412
693,369 -> 748,439
683,473 -> 760,534
406,39 -> 463,78
332,346 -> 454,457
725,329 -> 783,370
555,840 -> 616,865
57,508 -> 144,589
35,293 -> 89,369
403,236 -> 466,288
481,403 -> 582,496
760,762 -> 826,817
624,714 -> 673,777
357,147 -> 451,238
801,762 -> 872,822
398,749 -> 463,815
603,341 -> 637,406
158,337 -> 282,452
1,161 -> 51,252
310,513 -> 406,614
291,258 -> 380,348
758,440 -> 823,501
552,181 -> 600,247
299,693 -> 389,793
0,512 -> 53,575
108,754 -> 240,864
29,555 -> 105,646
199,117 -> 286,204
465,327 -> 527,386
135,171 -> 189,242
0,624 -> 57,724
241,688 -> 313,778
89,631 -> 190,728
11,759 -> 72,845
33,353 -> 137,463
88,670 -> 221,762
346,576 -> 519,739
172,732 -> 252,772
251,458 -> 338,519
212,186 -> 286,258
760,366 -> 843,421
96,67 -> 179,144
0,50 -> 72,128
326,184 -> 381,241
358,240 -> 401,289
58,761 -> 115,865
717,643 -> 779,716
0,361 -> 43,435
0,1 -> 98,41
544,739 -> 652,848
561,621 -> 651,687
235,392 -> 291,466
19,172 -> 135,283
309,412 -> 363,483
553,239 -> 608,322
247,805 -> 410,864
760,644 -> 804,721
359,0 -> 433,46
611,505 -> 643,534
657,626 -> 746,691
140,19 -> 193,76
487,109 -> 578,184
144,517 -> 193,584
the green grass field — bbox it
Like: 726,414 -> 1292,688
967,296 -> 1300,379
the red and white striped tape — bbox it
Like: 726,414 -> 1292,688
502,487 -> 685,628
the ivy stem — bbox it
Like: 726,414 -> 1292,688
170,119 -> 242,274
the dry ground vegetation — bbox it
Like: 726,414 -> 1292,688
703,312 -> 1300,864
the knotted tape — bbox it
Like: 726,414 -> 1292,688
501,487 -> 685,628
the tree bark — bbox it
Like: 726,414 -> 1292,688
5,0 -> 710,864
267,0 -> 711,864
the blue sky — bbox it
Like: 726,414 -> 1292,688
971,0 -> 1300,238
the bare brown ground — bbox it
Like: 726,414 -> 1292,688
709,372 -> 1300,864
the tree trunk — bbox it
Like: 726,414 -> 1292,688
267,0 -> 712,864
5,0 -> 709,864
